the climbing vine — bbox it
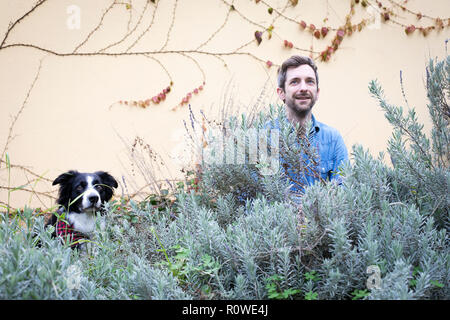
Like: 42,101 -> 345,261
1,0 -> 448,111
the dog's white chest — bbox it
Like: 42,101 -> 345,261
67,212 -> 100,234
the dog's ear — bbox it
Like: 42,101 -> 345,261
95,171 -> 118,189
52,170 -> 78,186
53,170 -> 78,208
95,171 -> 118,202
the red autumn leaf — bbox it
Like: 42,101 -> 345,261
405,25 -> 415,35
321,27 -> 329,37
314,30 -> 321,39
254,31 -> 262,45
284,40 -> 293,48
299,20 -> 307,29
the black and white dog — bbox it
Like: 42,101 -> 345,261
46,170 -> 118,249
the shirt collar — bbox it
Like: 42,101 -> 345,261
272,111 -> 320,134
309,114 -> 320,135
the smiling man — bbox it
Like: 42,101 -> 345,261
274,55 -> 349,193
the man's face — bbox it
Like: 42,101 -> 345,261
277,64 -> 320,115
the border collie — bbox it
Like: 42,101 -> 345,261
46,170 -> 118,249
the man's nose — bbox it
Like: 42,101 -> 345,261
298,80 -> 308,91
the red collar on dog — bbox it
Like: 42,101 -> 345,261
56,219 -> 87,248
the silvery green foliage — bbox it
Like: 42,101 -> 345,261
121,254 -> 192,300
369,57 -> 449,231
0,207 -> 190,300
301,164 -> 448,299
0,210 -> 91,299
2,55 -> 448,300
224,198 -> 302,299
368,259 -> 415,300
151,191 -> 303,299
78,210 -> 191,300
178,54 -> 448,299
296,55 -> 449,300
200,104 -> 315,206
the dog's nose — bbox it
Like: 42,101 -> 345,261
88,195 -> 99,204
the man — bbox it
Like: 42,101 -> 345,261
274,55 -> 349,193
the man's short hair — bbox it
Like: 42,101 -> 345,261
277,55 -> 319,91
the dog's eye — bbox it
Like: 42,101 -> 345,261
94,185 -> 103,191
76,185 -> 84,192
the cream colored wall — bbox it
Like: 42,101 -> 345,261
1,0 -> 449,209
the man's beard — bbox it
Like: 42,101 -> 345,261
286,94 -> 317,117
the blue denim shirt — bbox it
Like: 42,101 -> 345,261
267,113 -> 349,194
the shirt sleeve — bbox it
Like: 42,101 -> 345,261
331,133 -> 349,182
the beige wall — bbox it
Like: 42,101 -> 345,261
1,0 -> 449,209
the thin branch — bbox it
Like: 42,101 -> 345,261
0,160 -> 52,183
196,0 -> 234,50
72,0 -> 117,53
126,0 -> 160,52
159,0 -> 178,51
0,0 -> 48,48
143,54 -> 173,84
1,58 -> 44,166
0,186 -> 56,200
1,43 -> 271,65
177,52 -> 206,84
99,0 -> 151,53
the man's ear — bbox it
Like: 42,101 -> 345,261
277,87 -> 286,103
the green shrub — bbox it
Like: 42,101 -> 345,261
1,54 -> 448,300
